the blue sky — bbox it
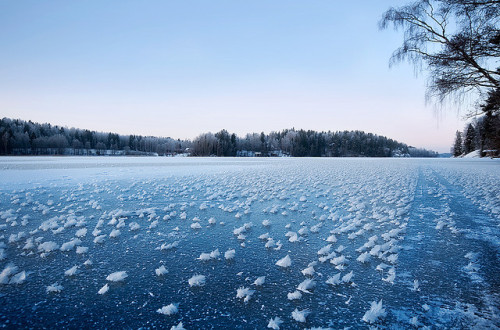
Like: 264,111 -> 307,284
0,1 -> 467,152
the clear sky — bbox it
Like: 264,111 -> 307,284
0,1 -> 468,153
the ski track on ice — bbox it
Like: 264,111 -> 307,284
387,166 -> 500,328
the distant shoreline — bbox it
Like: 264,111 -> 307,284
1,117 -> 438,158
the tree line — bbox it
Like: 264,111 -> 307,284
0,118 -> 437,157
0,118 -> 189,156
191,128 -> 437,157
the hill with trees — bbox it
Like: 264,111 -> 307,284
191,129 -> 437,157
0,117 -> 437,158
0,118 -> 189,156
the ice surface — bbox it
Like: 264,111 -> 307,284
0,156 -> 499,328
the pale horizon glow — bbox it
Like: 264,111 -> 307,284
0,1 -> 469,153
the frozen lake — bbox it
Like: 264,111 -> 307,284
0,157 -> 499,329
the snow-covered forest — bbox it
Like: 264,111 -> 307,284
0,118 -> 190,156
452,115 -> 500,158
0,118 -> 438,158
191,129 -> 437,157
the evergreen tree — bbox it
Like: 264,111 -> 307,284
463,123 -> 476,154
453,131 -> 464,157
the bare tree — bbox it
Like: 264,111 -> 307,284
380,0 -> 500,115
192,132 -> 217,156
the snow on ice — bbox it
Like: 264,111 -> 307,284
0,156 -> 499,328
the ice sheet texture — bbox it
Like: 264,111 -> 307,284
0,157 -> 499,328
